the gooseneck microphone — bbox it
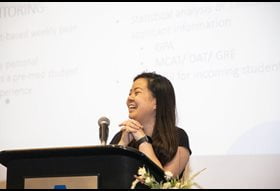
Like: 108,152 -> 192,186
98,116 -> 110,145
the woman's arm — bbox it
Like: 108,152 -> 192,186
138,142 -> 163,169
163,146 -> 190,177
139,144 -> 190,177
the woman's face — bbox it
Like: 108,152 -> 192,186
126,78 -> 156,123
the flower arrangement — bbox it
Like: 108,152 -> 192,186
131,166 -> 206,189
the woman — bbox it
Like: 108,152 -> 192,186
110,72 -> 192,177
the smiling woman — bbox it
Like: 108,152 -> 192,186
110,72 -> 192,178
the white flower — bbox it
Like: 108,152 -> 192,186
138,167 -> 146,176
162,182 -> 172,189
130,179 -> 139,189
164,171 -> 173,180
131,166 -> 206,189
175,182 -> 181,188
145,177 -> 151,184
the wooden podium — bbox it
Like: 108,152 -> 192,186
0,145 -> 164,189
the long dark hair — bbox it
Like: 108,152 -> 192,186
133,72 -> 178,166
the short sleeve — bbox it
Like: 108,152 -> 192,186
177,127 -> 192,155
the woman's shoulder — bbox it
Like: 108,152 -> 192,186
176,127 -> 190,140
176,127 -> 192,155
176,127 -> 188,135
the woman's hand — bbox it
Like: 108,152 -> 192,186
118,119 -> 145,146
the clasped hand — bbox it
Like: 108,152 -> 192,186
119,119 -> 145,146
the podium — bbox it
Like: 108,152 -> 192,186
0,145 -> 165,189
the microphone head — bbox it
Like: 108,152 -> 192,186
98,116 -> 110,145
98,116 -> 110,126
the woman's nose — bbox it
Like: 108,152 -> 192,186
128,93 -> 135,100
127,94 -> 135,103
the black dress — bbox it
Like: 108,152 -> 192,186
110,127 -> 192,178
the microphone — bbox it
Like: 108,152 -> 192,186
98,116 -> 110,145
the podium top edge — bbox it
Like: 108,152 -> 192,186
0,145 -> 148,167
1,144 -> 134,153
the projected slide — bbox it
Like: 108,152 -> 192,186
0,2 -> 280,155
